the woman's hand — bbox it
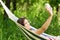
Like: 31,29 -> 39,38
45,3 -> 53,16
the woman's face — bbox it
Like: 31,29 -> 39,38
24,19 -> 30,27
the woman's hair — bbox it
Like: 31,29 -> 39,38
17,17 -> 26,26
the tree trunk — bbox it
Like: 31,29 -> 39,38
12,0 -> 16,11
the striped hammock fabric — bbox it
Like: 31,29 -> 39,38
0,0 -> 48,40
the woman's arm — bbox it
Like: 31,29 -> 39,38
35,3 -> 53,35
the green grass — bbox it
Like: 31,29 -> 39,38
0,29 -> 2,40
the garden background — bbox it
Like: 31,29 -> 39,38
0,0 -> 60,40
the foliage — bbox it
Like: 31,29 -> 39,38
49,0 -> 60,7
0,0 -> 60,40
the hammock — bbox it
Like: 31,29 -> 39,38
0,0 -> 52,40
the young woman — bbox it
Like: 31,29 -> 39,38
0,0 -> 60,39
17,4 -> 60,40
17,3 -> 53,35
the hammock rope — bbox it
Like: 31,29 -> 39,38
0,0 -> 48,40
0,0 -> 18,23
